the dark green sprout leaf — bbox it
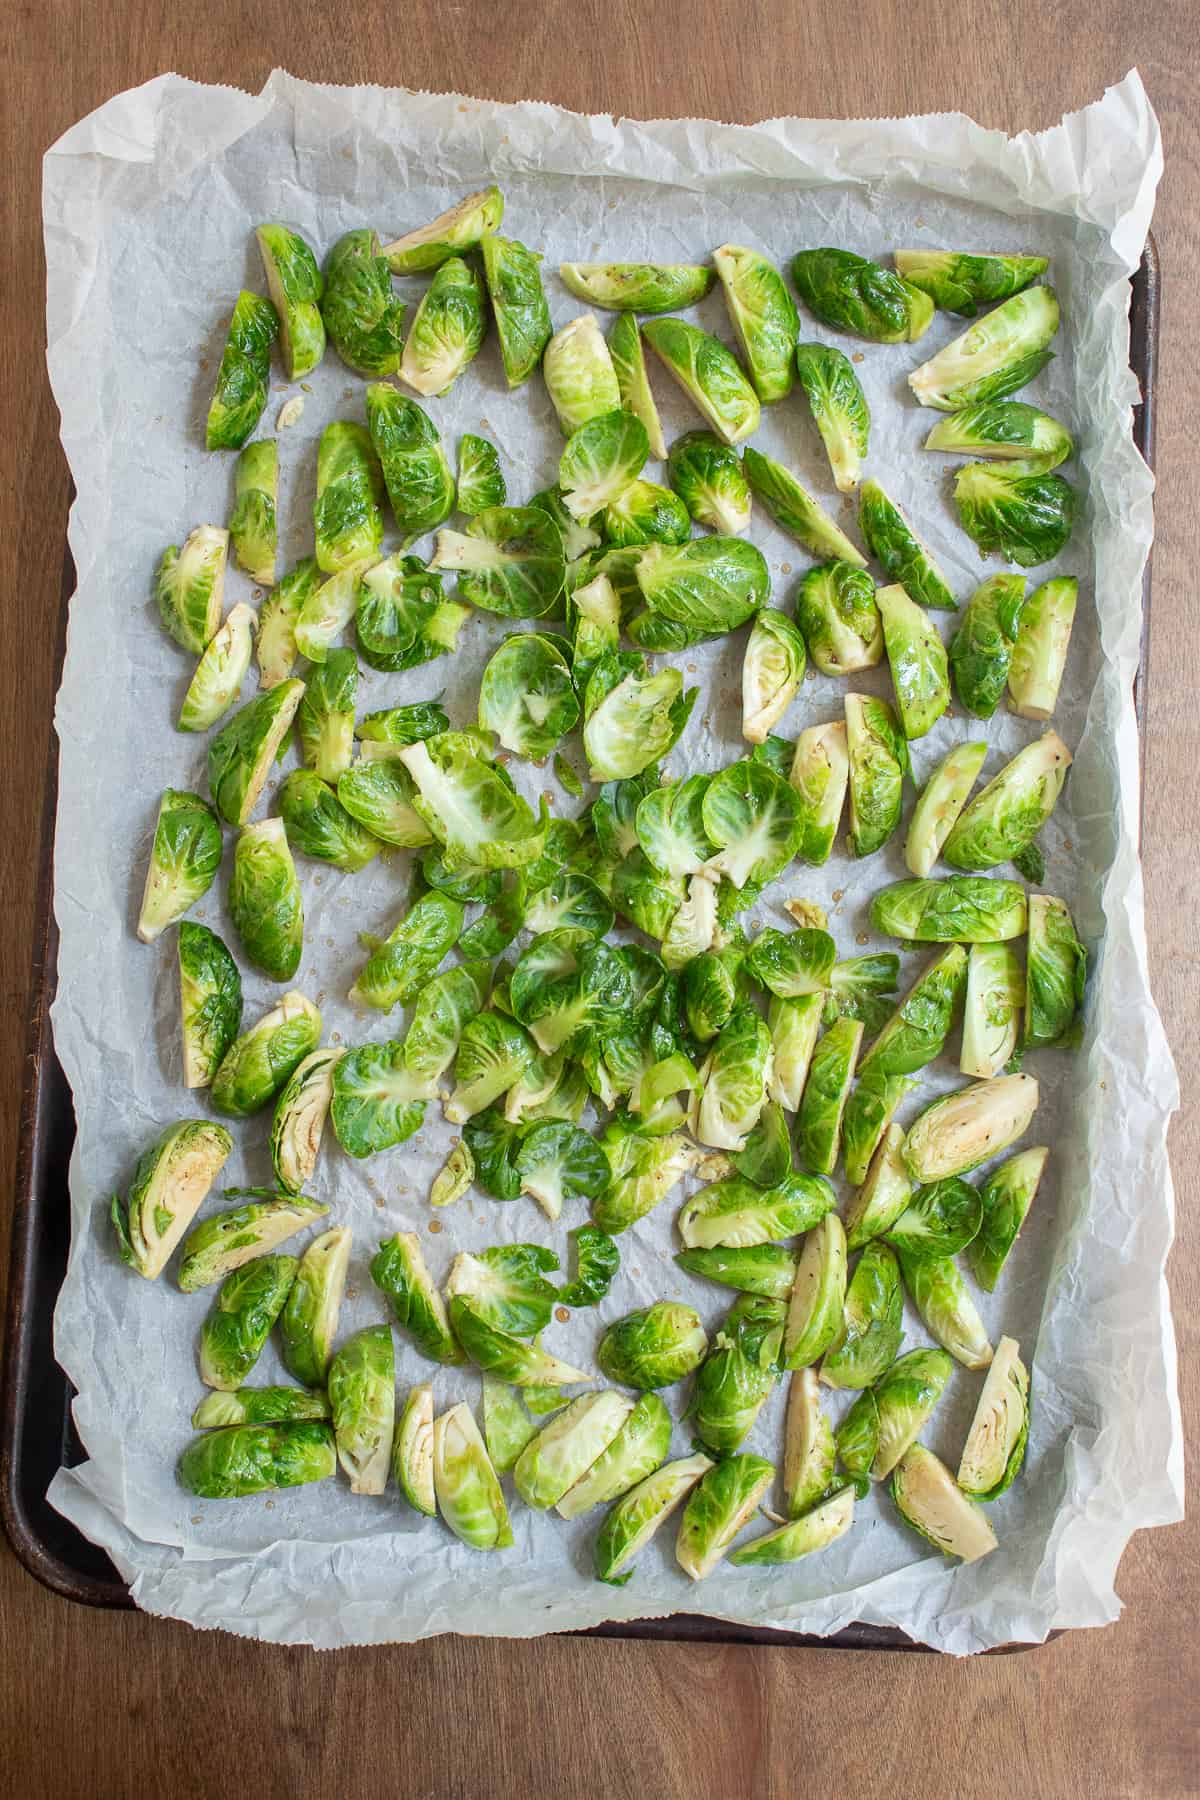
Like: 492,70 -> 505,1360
480,234 -> 552,387
457,433 -> 506,514
430,505 -> 565,618
330,1042 -> 426,1156
793,342 -> 870,492
790,249 -> 932,343
885,1177 -> 983,1261
206,291 -> 279,450
1024,894 -> 1087,1050
858,480 -> 957,612
558,1225 -> 620,1308
321,229 -> 406,377
313,420 -> 384,574
366,385 -> 456,541
949,573 -> 1028,718
445,1243 -> 561,1338
729,1101 -> 793,1188
894,248 -> 1049,318
953,462 -> 1076,568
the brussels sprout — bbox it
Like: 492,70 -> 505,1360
177,922 -> 242,1090
858,480 -> 957,613
867,1346 -> 954,1479
870,876 -> 1028,943
834,1387 -> 879,1488
209,681 -> 306,831
156,526 -> 229,655
592,1124 -> 693,1234
480,1375 -> 537,1475
679,950 -> 735,1046
1008,576 -> 1078,720
790,248 -> 932,343
859,945 -> 967,1081
956,1333 -> 1030,1502
178,1192 -> 327,1292
227,818 -> 302,982
583,659 -> 693,784
477,632 -> 579,763
711,243 -> 799,403
797,1016 -> 864,1176
894,248 -> 1049,318
363,386 -> 454,541
608,848 -> 681,943
875,585 -> 950,741
314,421 -> 385,575
595,1452 -> 713,1584
541,313 -> 620,434
205,291 -> 279,451
742,448 -> 865,565
523,870 -> 614,943
731,1484 -> 856,1566
677,1451 -> 776,1579
433,1402 -> 514,1550
192,1385 -> 330,1429
277,771 -> 379,874
968,1146 -> 1047,1290
455,434 -> 506,518
783,1214 -> 847,1369
395,734 -> 549,871
445,1244 -> 560,1339
780,1366 -> 838,1514
793,341 -> 871,492
279,1226 -> 351,1387
293,564 -> 366,664
199,1254 -> 298,1390
910,285 -> 1060,412
641,316 -> 761,446
255,223 -> 324,379
449,1293 -> 590,1386
701,762 -> 802,891
321,230 -> 405,376
676,1244 -> 798,1303
554,411 -> 649,526
782,721 -> 847,868
293,654 -> 354,783
387,1382 -> 435,1516
817,958 -> 896,1040
567,572 -> 621,695
336,757 -> 430,848
383,186 -> 504,274
1014,840 -> 1045,885
692,1294 -> 785,1456
357,556 -> 467,675
953,461 -> 1076,567
794,561 -> 881,677
211,991 -> 322,1118
1025,893 -> 1087,1050
178,601 -> 256,735
925,399 -> 1072,472
402,963 -> 491,1094
603,480 -> 689,550
840,1070 -> 916,1187
329,1042 -> 426,1155
514,1391 -> 633,1510
427,1141 -> 475,1211
904,1073 -> 1039,1185
741,609 -> 806,745
510,932 -> 630,1058
663,432 -> 748,537
551,1391 -> 669,1519
905,743 -> 988,879
690,1007 -> 773,1152
350,893 -> 463,1016
228,440 -> 278,586
137,789 -> 222,943
942,731 -> 1071,871
959,942 -> 1023,1078
446,1012 -> 538,1123
178,1420 -> 335,1499
546,1225 -> 616,1312
885,1176 -> 982,1264
510,1121 -> 607,1221
843,1122 -> 912,1250
430,504 -> 565,618
601,313 -> 665,462
559,260 -> 713,311
893,1444 -> 1000,1564
844,693 -> 906,859
679,1171 -> 834,1251
371,1231 -> 462,1365
632,775 -> 710,881
762,993 -> 821,1114
746,926 -> 836,999
597,1303 -> 708,1392
109,1120 -> 233,1281
479,233 -> 552,387
400,256 -> 487,397
529,488 -> 604,569
899,1251 -> 993,1370
636,540 -> 769,642
268,1047 -> 341,1193
729,1100 -> 793,1188
357,701 -> 449,749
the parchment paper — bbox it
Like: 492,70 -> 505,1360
42,69 -> 1180,1654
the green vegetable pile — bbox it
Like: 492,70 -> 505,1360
119,196 -> 1085,1581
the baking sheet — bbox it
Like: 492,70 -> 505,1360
42,69 -> 1180,1654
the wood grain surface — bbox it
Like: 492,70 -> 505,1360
2,5 -> 1196,1796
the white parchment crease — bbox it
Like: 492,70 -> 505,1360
42,69 -> 1179,1654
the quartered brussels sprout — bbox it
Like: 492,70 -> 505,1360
178,922 -> 242,1090
701,761 -> 801,890
841,1070 -> 917,1187
556,1392 -> 670,1519
796,1019 -> 862,1177
271,1047 -> 342,1192
206,291 -> 279,450
199,1253 -> 298,1390
858,480 -> 956,613
605,479 -> 690,548
642,316 -> 761,446
957,1333 -> 1029,1500
795,560 -> 882,676
514,1392 -> 634,1510
481,1375 -> 538,1475
294,564 -> 367,664
314,420 -> 385,574
327,1326 -> 396,1496
885,1176 -> 982,1263
959,942 -> 1023,1078
595,1452 -> 713,1585
478,632 -> 579,762
321,230 -> 406,376
782,1365 -> 837,1513
228,440 -> 278,585
794,341 -> 870,492
592,1125 -> 693,1235
446,1012 -> 538,1123
279,1226 -> 351,1387
946,574 -> 1028,722
210,991 -> 322,1119
968,1146 -> 1048,1289
383,186 -> 504,273
229,818 -> 303,982
731,1483 -> 855,1566
337,756 -> 431,848
692,1296 -> 785,1455
783,1214 -> 847,1368
742,609 -> 806,744
954,461 -> 1076,567
845,693 -> 907,858
746,925 -> 836,998
349,891 -> 463,1012
730,1099 -> 793,1187
790,248 -> 932,343
431,504 -> 565,617
543,313 -> 621,434
666,432 -> 750,536
598,1303 -> 708,1391
925,399 -> 1072,472
677,1243 -> 798,1301
942,731 -> 1071,871
608,312 -> 666,459
904,1073 -> 1039,1184
391,1383 -> 436,1515
910,285 -> 1060,411
210,680 -> 308,829
787,721 -> 849,867
445,1244 -> 559,1340
371,1231 -> 461,1365
255,223 -> 325,379
690,1006 -> 773,1152
456,433 -> 506,515
905,744 -> 987,879
712,244 -> 799,404
584,658 -> 692,783
366,385 -> 456,541
480,233 -> 552,388
1008,576 -> 1077,720
178,601 -> 256,735
677,1451 -> 776,1579
766,993 -> 823,1112
819,1242 -> 903,1390
330,1042 -> 426,1155
899,1249 -> 992,1369
870,876 -> 1028,943
137,789 -> 222,943
156,525 -> 228,654
743,448 -> 865,565
178,1191 -> 326,1292
279,771 -> 380,873
895,248 -> 1049,318
1025,893 -> 1087,1050
844,1122 -> 913,1251
295,650 -> 356,782
891,1443 -> 997,1562
192,1385 -> 330,1429
400,256 -> 487,397
870,1346 -> 954,1479
433,1402 -> 514,1550
109,1120 -> 232,1281
178,1420 -> 335,1499
559,261 -> 713,312
876,584 -> 950,740
859,945 -> 967,1081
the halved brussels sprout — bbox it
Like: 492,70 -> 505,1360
894,248 -> 1049,318
366,385 -> 455,541
790,248 -> 932,343
667,430 -> 751,535
156,525 -> 228,654
330,1042 -> 426,1155
584,657 -> 692,783
845,693 -> 907,858
681,946 -> 740,1044
960,942 -> 1023,1078
967,1146 -> 1048,1289
742,609 -> 806,745
870,877 -> 1027,943
858,480 -> 956,612
228,440 -> 278,586
279,1226 -> 351,1387
841,1071 -> 917,1188
876,584 -> 950,741
677,1451 -> 776,1579
871,1346 -> 954,1479
206,291 -> 279,450
713,244 -> 799,403
746,925 -> 836,999
295,565 -> 368,664
109,1120 -> 233,1281
905,743 -> 988,877
543,313 -> 621,434
925,399 -> 1072,471
859,945 -> 967,1080
137,789 -> 222,943
899,1251 -> 993,1369
957,1333 -> 1029,1499
788,721 -> 850,867
178,1420 -> 335,1498
514,1391 -> 634,1510
691,1006 -> 773,1152
256,224 -> 324,379
569,570 -> 621,693
642,317 -> 761,446
270,1047 -> 342,1193
431,505 -> 564,616
701,761 -> 801,890
314,420 -> 385,574
478,632 -> 579,762
178,601 -> 256,734
210,991 -> 322,1119
677,1242 -> 798,1300
400,256 -> 487,397
743,447 -> 865,564
480,234 -> 552,388
371,1231 -> 462,1365
199,1254 -> 298,1390
595,1452 -> 713,1584
391,1382 -> 436,1515
444,1243 -> 559,1339
192,1385 -> 330,1429
598,1303 -> 707,1391
954,461 -> 1076,567
1008,576 -> 1078,720
1025,893 -> 1087,1050
891,1443 -> 997,1562
178,1191 -> 327,1293
560,261 -> 713,311
767,993 -> 824,1112
433,1402 -> 514,1550
730,1485 -> 855,1566
909,285 -> 1059,411
904,1074 -> 1039,1183
634,774 -> 712,881
383,186 -> 504,273
843,1123 -> 913,1251
783,1366 -> 837,1513
209,679 -> 307,827
321,230 -> 405,376
446,1012 -> 538,1123
795,560 -> 882,676
783,1214 -> 847,1368
229,818 -> 303,982
794,342 -> 870,491
178,922 -> 242,1090
942,731 -> 1071,871
457,433 -> 506,515
608,312 -> 666,459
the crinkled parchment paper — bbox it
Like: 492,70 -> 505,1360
42,69 -> 1179,1653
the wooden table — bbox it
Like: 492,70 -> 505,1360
2,5 -> 1196,1794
